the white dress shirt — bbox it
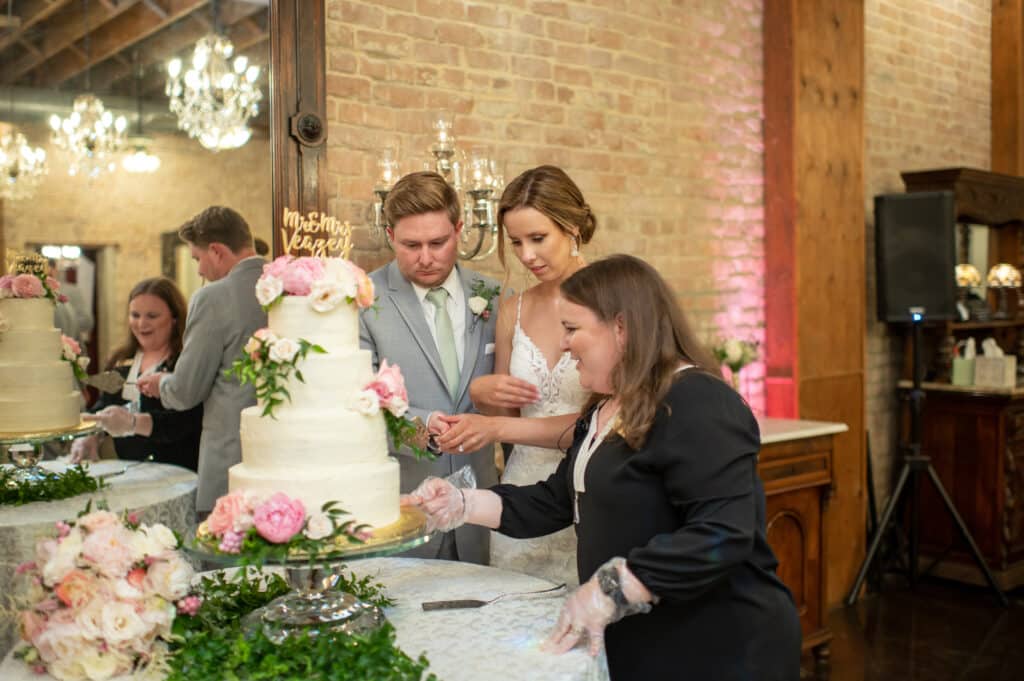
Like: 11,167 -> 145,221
412,267 -> 466,368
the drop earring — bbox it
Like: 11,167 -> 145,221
571,236 -> 580,258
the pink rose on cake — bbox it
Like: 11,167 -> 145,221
268,337 -> 300,363
256,255 -> 376,311
254,493 -> 307,543
0,274 -> 13,298
367,360 -> 409,417
12,273 -> 44,298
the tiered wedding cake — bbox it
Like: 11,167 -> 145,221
0,297 -> 80,433
229,257 -> 401,528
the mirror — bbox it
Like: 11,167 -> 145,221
1,1 -> 273,372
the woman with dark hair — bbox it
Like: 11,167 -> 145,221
70,277 -> 202,470
466,165 -> 596,585
408,255 -> 801,680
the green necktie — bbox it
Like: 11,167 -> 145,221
425,287 -> 460,399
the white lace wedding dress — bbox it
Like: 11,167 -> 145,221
490,296 -> 588,586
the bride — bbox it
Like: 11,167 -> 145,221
467,165 -> 596,586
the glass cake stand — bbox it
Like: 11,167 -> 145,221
0,422 -> 102,485
185,505 -> 430,643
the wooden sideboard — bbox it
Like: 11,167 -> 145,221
897,382 -> 1024,589
758,418 -> 846,679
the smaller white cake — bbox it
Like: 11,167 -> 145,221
0,298 -> 81,433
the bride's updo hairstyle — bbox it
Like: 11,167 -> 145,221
560,254 -> 721,449
496,165 -> 596,268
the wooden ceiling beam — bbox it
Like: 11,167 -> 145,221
36,0 -> 210,87
0,0 -> 75,55
2,0 -> 140,85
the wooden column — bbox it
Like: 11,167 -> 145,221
269,0 -> 327,257
764,0 -> 866,606
993,0 -> 1024,175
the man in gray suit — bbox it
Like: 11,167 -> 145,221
360,171 -> 500,564
138,206 -> 267,512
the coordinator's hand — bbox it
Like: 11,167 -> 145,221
435,413 -> 499,454
83,406 -> 135,437
400,476 -> 469,532
136,373 -> 165,399
471,374 -> 540,410
543,557 -> 654,657
69,433 -> 100,464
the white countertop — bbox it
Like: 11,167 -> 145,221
758,417 -> 848,445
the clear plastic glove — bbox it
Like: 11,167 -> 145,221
543,557 -> 653,656
83,406 -> 135,437
400,476 -> 470,532
69,434 -> 100,464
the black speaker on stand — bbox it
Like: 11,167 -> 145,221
846,191 -> 1007,606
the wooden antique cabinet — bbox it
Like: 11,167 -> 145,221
895,169 -> 1024,589
758,419 -> 845,678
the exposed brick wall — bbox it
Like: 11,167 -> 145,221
864,0 -> 990,503
324,0 -> 767,409
2,124 -> 272,362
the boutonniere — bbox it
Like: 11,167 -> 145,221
468,280 -> 501,326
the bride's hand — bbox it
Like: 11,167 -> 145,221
470,374 -> 539,410
436,414 -> 499,454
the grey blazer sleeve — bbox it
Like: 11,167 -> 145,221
159,288 -> 225,411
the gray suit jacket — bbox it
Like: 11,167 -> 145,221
160,257 -> 267,511
360,261 -> 499,564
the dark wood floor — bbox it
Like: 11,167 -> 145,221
811,578 -> 1024,681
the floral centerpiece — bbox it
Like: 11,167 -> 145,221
15,505 -> 198,681
197,490 -> 369,562
255,255 -> 375,312
712,337 -> 759,390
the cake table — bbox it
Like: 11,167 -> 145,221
1,557 -> 610,681
0,460 -> 197,657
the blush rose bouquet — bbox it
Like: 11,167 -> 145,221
199,491 -> 370,562
14,506 -> 197,681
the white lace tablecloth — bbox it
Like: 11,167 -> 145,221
1,557 -> 608,681
0,461 -> 197,658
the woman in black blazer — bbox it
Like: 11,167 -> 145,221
409,255 -> 801,681
71,277 -> 201,471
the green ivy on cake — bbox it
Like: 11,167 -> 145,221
226,329 -> 325,418
167,568 -> 434,681
0,464 -> 105,506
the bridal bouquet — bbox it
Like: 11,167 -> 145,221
15,506 -> 197,681
255,255 -> 375,311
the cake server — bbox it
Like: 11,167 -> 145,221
421,582 -> 566,610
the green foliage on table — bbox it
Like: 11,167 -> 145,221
168,568 -> 434,681
0,464 -> 105,505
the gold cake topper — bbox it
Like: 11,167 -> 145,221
281,207 -> 353,259
6,251 -> 48,277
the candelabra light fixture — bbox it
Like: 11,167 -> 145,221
166,34 -> 262,151
0,128 -> 48,200
48,94 -> 128,179
372,111 -> 505,260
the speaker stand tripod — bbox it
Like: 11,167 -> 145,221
846,308 -> 1008,607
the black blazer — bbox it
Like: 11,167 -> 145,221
89,355 -> 202,471
492,370 -> 801,681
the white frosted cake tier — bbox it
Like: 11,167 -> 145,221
0,298 -> 80,433
269,294 -> 359,354
258,350 -> 374,413
240,407 -> 388,467
229,457 -> 400,528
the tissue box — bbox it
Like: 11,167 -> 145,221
951,358 -> 975,386
974,356 -> 1017,388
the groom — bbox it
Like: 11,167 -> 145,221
360,171 -> 500,564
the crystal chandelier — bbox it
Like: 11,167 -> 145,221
0,128 -> 47,200
165,34 -> 262,151
48,94 -> 127,179
372,111 -> 505,260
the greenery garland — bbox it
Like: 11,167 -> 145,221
0,464 -> 105,506
169,568 -> 435,681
